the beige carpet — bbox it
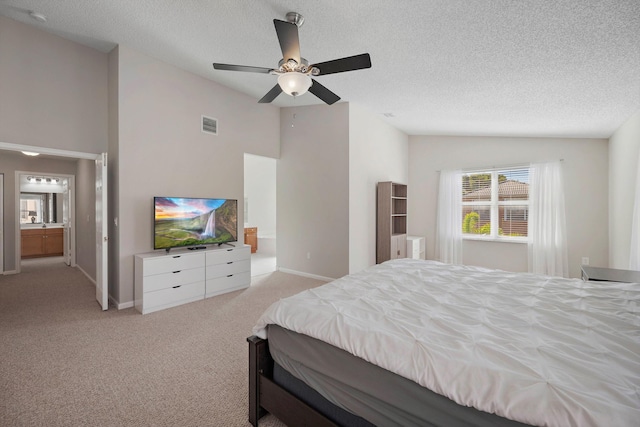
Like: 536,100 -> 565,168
0,259 -> 327,426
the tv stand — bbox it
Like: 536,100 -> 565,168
135,245 -> 251,314
218,242 -> 235,247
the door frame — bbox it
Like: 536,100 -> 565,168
15,171 -> 76,272
0,142 -> 103,275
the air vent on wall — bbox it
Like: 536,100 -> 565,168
202,115 -> 218,135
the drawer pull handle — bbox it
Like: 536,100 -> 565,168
172,255 -> 181,258
172,270 -> 181,273
172,285 -> 181,289
227,261 -> 233,264
227,249 -> 233,251
227,274 -> 233,277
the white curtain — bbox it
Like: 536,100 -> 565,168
629,149 -> 640,270
436,169 -> 463,264
528,161 -> 568,277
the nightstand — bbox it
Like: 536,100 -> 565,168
581,265 -> 640,283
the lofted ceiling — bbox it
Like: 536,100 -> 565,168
1,0 -> 639,138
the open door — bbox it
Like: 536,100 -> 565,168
0,174 -> 3,274
95,153 -> 108,310
62,179 -> 72,266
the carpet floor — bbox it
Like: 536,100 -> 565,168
0,259 -> 326,426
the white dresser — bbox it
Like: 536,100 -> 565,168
135,245 -> 251,314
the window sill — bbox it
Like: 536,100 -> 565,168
463,235 -> 529,244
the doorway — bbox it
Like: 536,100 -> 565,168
16,172 -> 75,270
0,142 -> 107,309
244,153 -> 277,276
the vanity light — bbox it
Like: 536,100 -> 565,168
22,151 -> 40,156
45,178 -> 52,183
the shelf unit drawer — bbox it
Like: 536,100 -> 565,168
206,246 -> 250,265
143,267 -> 205,293
143,281 -> 205,314
143,252 -> 205,276
206,271 -> 251,297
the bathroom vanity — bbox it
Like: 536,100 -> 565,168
21,225 -> 64,258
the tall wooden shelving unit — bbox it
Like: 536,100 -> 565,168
376,181 -> 407,263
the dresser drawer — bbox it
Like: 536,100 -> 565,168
143,281 -> 205,314
143,267 -> 205,293
206,246 -> 250,266
206,271 -> 251,298
143,252 -> 205,276
206,259 -> 250,280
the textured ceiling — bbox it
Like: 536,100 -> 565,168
1,0 -> 639,138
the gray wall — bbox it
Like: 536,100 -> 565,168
277,103 -> 410,279
348,103 -> 409,273
0,16 -> 108,153
108,47 -> 120,305
608,110 -> 640,268
112,45 -> 280,306
75,159 -> 97,279
278,104 -> 350,280
408,135 -> 609,279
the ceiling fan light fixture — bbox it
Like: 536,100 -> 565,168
278,72 -> 312,97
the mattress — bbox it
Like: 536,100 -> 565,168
268,324 -> 530,427
254,259 -> 640,427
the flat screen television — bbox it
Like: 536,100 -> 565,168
153,197 -> 238,251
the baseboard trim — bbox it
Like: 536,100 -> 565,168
76,265 -> 96,285
277,268 -> 334,283
113,298 -> 134,310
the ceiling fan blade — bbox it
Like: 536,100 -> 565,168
274,19 -> 301,64
309,80 -> 340,105
311,53 -> 372,76
213,63 -> 273,74
258,84 -> 283,103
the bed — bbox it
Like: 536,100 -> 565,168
248,259 -> 640,427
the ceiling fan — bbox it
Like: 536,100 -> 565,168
212,12 -> 371,105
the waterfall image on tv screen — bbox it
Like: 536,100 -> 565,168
154,197 -> 238,250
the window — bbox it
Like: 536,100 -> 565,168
462,167 -> 529,239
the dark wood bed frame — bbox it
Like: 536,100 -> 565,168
248,335 -> 340,427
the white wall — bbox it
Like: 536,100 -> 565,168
278,104 -> 350,279
113,45 -> 280,305
609,110 -> 640,269
244,154 -> 276,237
349,104 -> 408,273
409,136 -> 609,278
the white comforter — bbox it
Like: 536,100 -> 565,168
254,259 -> 640,427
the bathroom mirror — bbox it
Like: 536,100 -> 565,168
19,192 -> 62,224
